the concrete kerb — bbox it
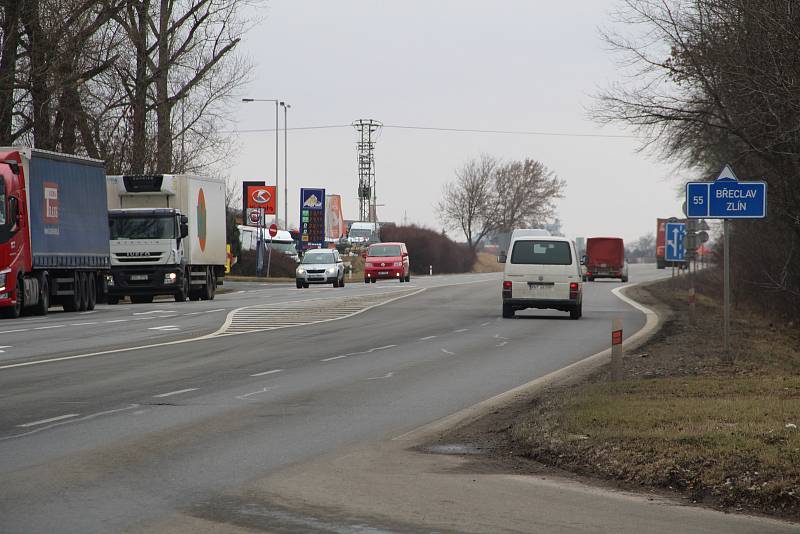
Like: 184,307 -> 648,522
392,279 -> 666,444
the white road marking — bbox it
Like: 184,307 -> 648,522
493,333 -> 509,340
17,413 -> 80,428
419,335 -> 437,341
1,404 -> 140,442
480,322 -> 491,327
70,322 -> 98,326
79,310 -> 98,315
236,290 -> 246,293
367,372 -> 394,380
133,310 -> 175,315
496,341 -> 509,347
148,325 -> 179,331
236,386 -> 276,401
184,308 -> 225,316
321,344 -> 398,362
152,388 -> 197,398
34,325 -> 65,330
441,348 -> 455,355
0,329 -> 28,334
104,319 -> 128,324
0,345 -> 11,353
250,368 -> 283,377
455,328 -> 469,333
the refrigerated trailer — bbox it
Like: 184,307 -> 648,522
106,174 -> 226,303
0,147 -> 111,318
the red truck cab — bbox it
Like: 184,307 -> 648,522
364,242 -> 410,283
0,154 -> 31,316
583,237 -> 628,282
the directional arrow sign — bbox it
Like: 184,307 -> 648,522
665,222 -> 686,262
686,164 -> 767,219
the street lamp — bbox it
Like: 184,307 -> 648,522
280,101 -> 291,230
242,97 -> 280,277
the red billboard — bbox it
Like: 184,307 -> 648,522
246,184 -> 276,214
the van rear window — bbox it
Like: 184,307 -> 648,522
510,240 -> 572,265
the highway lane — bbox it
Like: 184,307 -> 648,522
0,273 -> 496,366
0,265 -> 669,533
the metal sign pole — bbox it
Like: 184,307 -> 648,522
266,234 -> 273,279
723,218 -> 731,357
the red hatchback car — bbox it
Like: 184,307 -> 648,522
364,242 -> 411,283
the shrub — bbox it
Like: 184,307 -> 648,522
379,224 -> 476,275
232,249 -> 297,277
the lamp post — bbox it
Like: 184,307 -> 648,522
280,101 -> 291,230
242,97 -> 280,276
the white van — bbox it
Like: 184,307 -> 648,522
499,232 -> 583,319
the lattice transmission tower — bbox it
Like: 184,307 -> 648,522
352,119 -> 382,222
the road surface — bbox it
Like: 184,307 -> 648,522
0,266 -> 682,532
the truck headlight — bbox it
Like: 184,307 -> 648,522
0,270 -> 7,291
105,274 -> 114,287
164,272 -> 177,284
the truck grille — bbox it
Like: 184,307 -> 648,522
113,252 -> 164,263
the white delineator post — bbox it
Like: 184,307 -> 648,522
611,318 -> 623,381
429,265 -> 433,276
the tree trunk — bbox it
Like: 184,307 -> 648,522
155,0 -> 172,172
21,0 -> 55,149
0,0 -> 21,144
130,0 -> 150,174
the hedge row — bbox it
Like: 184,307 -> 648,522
380,224 -> 475,275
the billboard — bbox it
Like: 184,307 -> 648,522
325,194 -> 346,240
242,181 -> 277,227
300,188 -> 325,249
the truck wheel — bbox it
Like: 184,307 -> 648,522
175,274 -> 189,302
502,303 -> 514,319
1,279 -> 23,319
200,269 -> 215,300
77,272 -> 89,311
62,273 -> 80,312
33,276 -> 49,316
570,305 -> 582,320
107,295 -> 120,305
86,275 -> 97,311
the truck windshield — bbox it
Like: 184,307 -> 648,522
368,245 -> 401,257
511,240 -> 572,265
109,216 -> 177,240
349,229 -> 373,238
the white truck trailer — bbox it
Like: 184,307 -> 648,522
106,174 -> 226,303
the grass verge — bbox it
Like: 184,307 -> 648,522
510,274 -> 800,517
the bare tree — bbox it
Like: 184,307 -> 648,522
438,156 -> 564,250
437,155 -> 497,251
491,159 -> 565,233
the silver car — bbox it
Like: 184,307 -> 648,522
296,249 -> 346,288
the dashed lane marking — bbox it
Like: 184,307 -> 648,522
441,349 -> 455,355
18,413 -> 80,428
419,335 -> 437,341
455,328 -> 469,333
0,345 -> 11,353
153,388 -> 197,398
250,368 -> 283,377
321,344 -> 398,362
34,325 -> 65,330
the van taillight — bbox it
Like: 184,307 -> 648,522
503,281 -> 512,289
569,282 -> 579,300
569,282 -> 579,291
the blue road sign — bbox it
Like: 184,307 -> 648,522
686,164 -> 767,219
665,222 -> 686,262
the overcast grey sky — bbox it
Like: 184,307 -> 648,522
230,0 -> 684,243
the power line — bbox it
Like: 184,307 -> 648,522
232,123 -> 643,139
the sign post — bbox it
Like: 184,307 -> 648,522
685,164 -> 767,358
266,223 -> 278,278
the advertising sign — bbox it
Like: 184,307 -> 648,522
242,181 -> 277,227
325,194 -> 346,240
300,188 -> 326,249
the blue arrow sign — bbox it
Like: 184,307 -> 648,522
686,164 -> 766,219
665,222 -> 686,262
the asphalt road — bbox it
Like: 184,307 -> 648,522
0,266 -> 670,533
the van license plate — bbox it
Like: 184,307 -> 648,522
378,271 -> 389,275
130,274 -> 148,281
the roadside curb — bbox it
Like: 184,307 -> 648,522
392,279 -> 666,444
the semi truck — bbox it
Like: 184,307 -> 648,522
106,174 -> 225,303
0,147 -> 111,318
583,237 -> 628,282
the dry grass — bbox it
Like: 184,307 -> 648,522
473,252 -> 504,273
511,275 -> 800,517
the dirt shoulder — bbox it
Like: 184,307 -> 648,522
427,274 -> 800,521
